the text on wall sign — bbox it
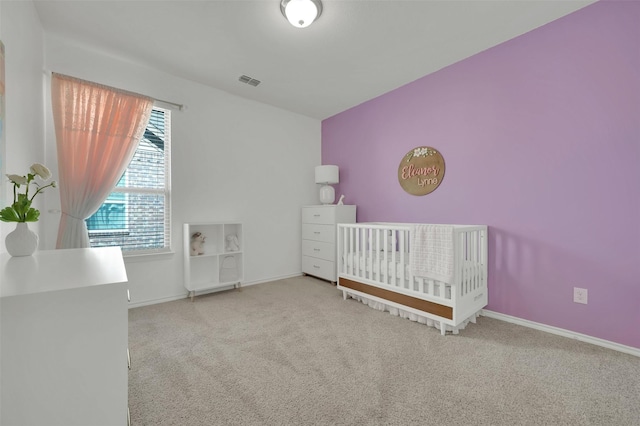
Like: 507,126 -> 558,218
397,146 -> 445,196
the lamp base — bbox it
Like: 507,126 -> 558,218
319,184 -> 335,205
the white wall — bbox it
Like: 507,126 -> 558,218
0,1 -> 45,251
1,2 -> 320,303
42,35 -> 321,305
0,2 -> 321,304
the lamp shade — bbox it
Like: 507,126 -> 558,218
315,165 -> 339,184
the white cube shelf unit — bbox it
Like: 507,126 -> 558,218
183,222 -> 243,300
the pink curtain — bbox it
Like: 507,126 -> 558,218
51,73 -> 154,249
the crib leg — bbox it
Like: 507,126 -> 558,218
440,324 -> 446,336
342,290 -> 347,300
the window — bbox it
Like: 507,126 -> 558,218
86,107 -> 171,254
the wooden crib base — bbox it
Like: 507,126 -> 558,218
339,278 -> 453,320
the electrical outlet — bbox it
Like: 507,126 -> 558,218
573,287 -> 588,304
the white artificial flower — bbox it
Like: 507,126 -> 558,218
1,164 -> 57,223
7,174 -> 28,185
30,163 -> 52,180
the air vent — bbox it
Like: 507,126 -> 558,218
238,75 -> 261,87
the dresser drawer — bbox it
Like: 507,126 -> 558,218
302,240 -> 335,262
302,224 -> 335,243
302,207 -> 336,225
302,256 -> 336,282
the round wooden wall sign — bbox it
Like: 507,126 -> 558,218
397,146 -> 445,196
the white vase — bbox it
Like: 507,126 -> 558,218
5,222 -> 39,257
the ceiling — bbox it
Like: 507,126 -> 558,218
33,0 -> 596,120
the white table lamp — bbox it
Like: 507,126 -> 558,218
315,165 -> 339,205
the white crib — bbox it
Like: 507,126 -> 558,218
337,222 -> 488,335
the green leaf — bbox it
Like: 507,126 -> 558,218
0,206 -> 21,222
12,196 -> 32,219
23,208 -> 40,222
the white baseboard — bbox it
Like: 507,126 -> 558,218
128,294 -> 186,309
242,272 -> 303,287
482,310 -> 640,358
127,273 -> 304,309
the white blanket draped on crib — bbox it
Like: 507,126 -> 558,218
410,224 -> 454,284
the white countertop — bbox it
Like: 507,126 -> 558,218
0,247 -> 128,298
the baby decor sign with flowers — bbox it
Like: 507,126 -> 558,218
1,163 -> 57,256
397,146 -> 445,196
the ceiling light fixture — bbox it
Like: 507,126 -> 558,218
280,0 -> 322,28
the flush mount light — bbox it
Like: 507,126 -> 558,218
280,0 -> 322,28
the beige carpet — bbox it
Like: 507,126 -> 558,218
129,276 -> 640,426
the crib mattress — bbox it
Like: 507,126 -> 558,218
343,252 -> 452,299
344,252 -> 410,277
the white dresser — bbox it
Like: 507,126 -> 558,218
301,205 -> 356,282
0,247 -> 129,426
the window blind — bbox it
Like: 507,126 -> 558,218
87,107 -> 171,254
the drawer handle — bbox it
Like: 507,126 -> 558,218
127,289 -> 131,302
314,248 -> 320,251
313,214 -> 320,217
313,265 -> 320,269
127,348 -> 131,370
313,232 -> 320,234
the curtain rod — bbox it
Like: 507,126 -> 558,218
43,69 -> 186,111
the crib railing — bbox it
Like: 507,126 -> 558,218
456,225 -> 487,299
337,222 -> 488,309
338,222 -> 409,284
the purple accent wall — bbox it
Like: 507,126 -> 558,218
322,1 -> 640,349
